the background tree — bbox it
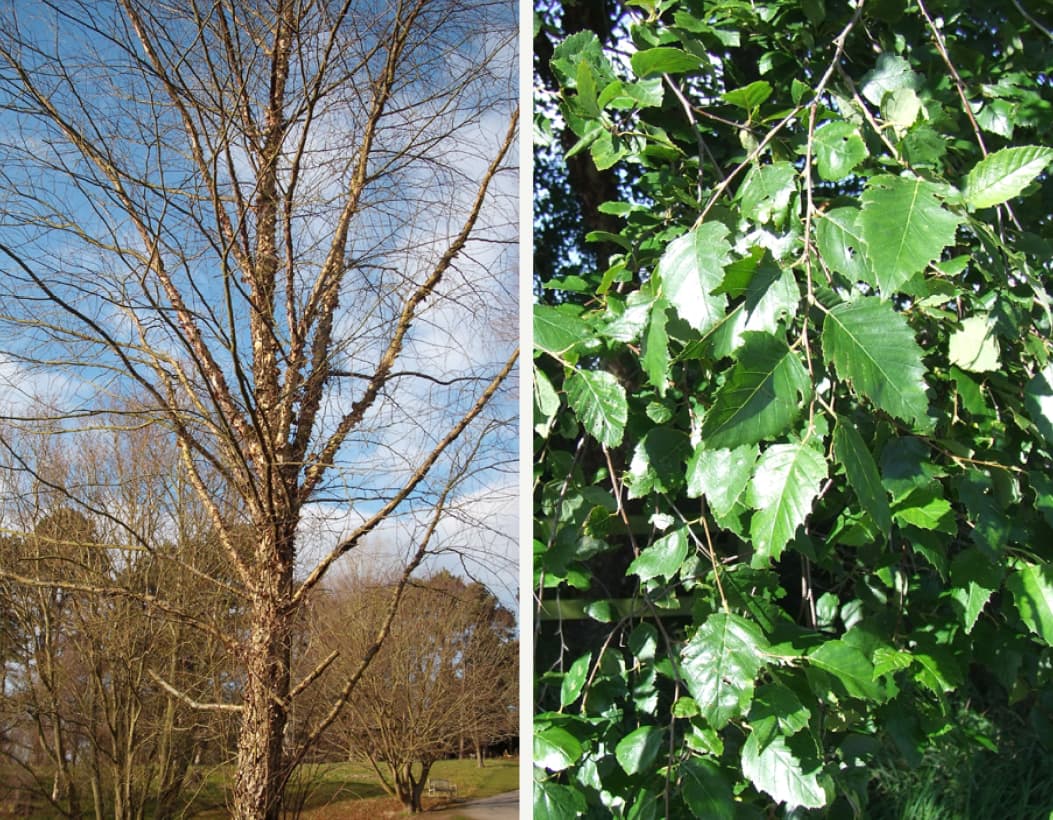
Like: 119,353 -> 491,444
305,568 -> 518,813
534,0 -> 1053,816
0,2 -> 516,817
0,423 -> 241,819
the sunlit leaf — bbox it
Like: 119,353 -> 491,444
859,175 -> 960,295
963,145 -> 1053,209
747,442 -> 827,566
741,731 -> 827,810
681,612 -> 769,729
565,369 -> 627,447
822,297 -> 930,428
1006,561 -> 1053,646
700,333 -> 811,449
615,725 -> 665,775
813,121 -> 867,181
657,222 -> 731,334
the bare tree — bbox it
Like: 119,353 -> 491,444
0,1 -> 517,818
0,423 -> 242,819
305,568 -> 517,813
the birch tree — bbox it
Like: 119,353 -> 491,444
0,1 -> 517,817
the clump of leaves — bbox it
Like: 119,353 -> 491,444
534,0 -> 1053,816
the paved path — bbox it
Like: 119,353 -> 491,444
427,790 -> 519,819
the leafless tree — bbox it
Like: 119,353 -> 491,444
0,1 -> 517,817
304,568 -> 517,813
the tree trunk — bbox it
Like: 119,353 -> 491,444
230,581 -> 293,820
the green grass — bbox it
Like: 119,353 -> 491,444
869,712 -> 1053,820
2,757 -> 518,818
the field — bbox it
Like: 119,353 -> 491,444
1,757 -> 519,818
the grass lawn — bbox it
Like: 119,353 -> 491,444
1,757 -> 518,817
183,757 -> 518,818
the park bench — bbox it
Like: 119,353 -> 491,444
426,778 -> 457,797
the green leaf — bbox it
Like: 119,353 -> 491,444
808,640 -> 885,700
681,758 -> 736,820
550,31 -> 615,89
738,162 -> 797,225
949,315 -> 1001,373
560,652 -> 592,708
881,86 -> 921,132
534,305 -> 590,356
859,175 -> 961,295
822,297 -> 930,428
641,299 -> 670,395
533,366 -> 561,439
686,443 -> 758,517
963,145 -> 1053,209
534,725 -> 583,772
700,333 -> 811,449
1024,364 -> 1053,447
628,527 -> 689,582
627,428 -> 689,498
657,222 -> 731,334
723,80 -> 772,111
534,780 -> 587,820
816,207 -> 871,284
747,442 -> 827,567
631,47 -> 703,78
565,369 -> 627,447
741,731 -> 827,810
681,612 -> 769,729
860,54 -> 919,107
750,683 -> 811,735
813,121 -> 867,181
834,420 -> 891,537
615,725 -> 665,775
1006,562 -> 1053,645
950,549 -> 1001,634
712,256 -> 800,358
893,486 -> 955,533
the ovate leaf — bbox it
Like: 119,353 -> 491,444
860,175 -> 961,295
535,304 -> 590,356
533,366 -> 561,438
746,442 -> 827,567
950,549 -> 1001,634
631,47 -> 703,78
808,640 -> 885,700
534,780 -> 587,819
628,527 -> 688,581
834,420 -> 891,537
860,54 -> 919,107
686,443 -> 758,516
681,758 -> 736,820
822,297 -> 930,428
565,369 -> 627,447
949,315 -> 1001,373
1006,561 -> 1053,645
657,222 -> 732,334
738,162 -> 797,225
642,299 -> 670,395
534,725 -> 583,772
963,145 -> 1053,209
615,725 -> 665,775
723,80 -> 772,111
560,652 -> 592,707
681,612 -> 769,729
700,333 -> 811,449
741,732 -> 827,810
813,121 -> 867,181
816,207 -> 871,284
